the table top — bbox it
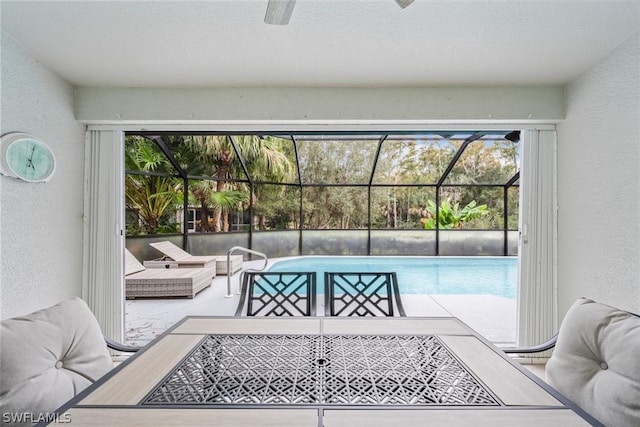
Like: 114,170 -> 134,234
51,317 -> 600,426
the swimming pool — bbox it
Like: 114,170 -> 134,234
268,256 -> 517,299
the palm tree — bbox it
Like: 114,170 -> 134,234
184,135 -> 293,232
190,180 -> 216,232
190,180 -> 246,232
125,136 -> 181,234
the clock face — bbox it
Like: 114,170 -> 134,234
0,133 -> 56,182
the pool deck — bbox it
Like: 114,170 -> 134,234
125,258 -> 517,347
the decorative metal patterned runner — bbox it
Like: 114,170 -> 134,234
142,334 -> 499,406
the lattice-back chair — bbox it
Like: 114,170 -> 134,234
235,272 -> 317,316
324,272 -> 406,316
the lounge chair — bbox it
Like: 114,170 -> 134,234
324,272 -> 406,316
125,249 -> 214,299
149,241 -> 243,275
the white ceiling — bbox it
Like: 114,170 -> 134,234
1,0 -> 639,88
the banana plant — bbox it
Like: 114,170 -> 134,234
422,199 -> 487,229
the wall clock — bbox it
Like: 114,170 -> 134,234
0,133 -> 56,183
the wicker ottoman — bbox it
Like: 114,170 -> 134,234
144,258 -> 216,278
125,267 -> 214,299
214,255 -> 243,275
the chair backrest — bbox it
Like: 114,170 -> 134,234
324,272 -> 406,317
0,298 -> 113,418
235,272 -> 316,316
545,297 -> 640,427
150,240 -> 191,261
124,248 -> 146,276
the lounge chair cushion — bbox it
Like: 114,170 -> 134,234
0,298 -> 113,422
545,297 -> 640,427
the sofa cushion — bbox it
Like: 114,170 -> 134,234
546,297 -> 640,427
0,298 -> 113,423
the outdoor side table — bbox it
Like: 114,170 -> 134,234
143,260 -> 179,269
144,258 -> 216,277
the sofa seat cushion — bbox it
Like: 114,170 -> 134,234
546,297 -> 640,427
0,298 -> 113,422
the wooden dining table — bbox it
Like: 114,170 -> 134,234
49,316 -> 600,426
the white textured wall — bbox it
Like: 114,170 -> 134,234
0,34 -> 86,319
556,31 -> 640,317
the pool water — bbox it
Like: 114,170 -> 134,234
268,256 -> 517,299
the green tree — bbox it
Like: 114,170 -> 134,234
370,136 -> 518,231
188,180 -> 246,232
422,199 -> 488,229
298,139 -> 375,229
124,136 -> 181,234
183,135 -> 293,232
246,137 -> 296,230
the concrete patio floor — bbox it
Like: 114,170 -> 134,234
125,258 -> 517,347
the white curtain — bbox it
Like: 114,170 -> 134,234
83,130 -> 125,342
518,129 -> 558,350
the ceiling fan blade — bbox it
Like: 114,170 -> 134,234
394,0 -> 415,8
264,0 -> 296,25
